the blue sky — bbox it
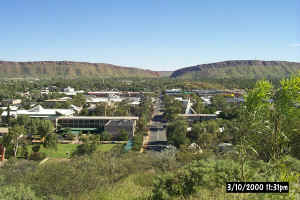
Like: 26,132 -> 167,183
1,0 -> 299,70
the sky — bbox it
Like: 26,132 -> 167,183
0,0 -> 299,71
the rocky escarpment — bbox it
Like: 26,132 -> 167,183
171,60 -> 300,79
0,61 -> 159,78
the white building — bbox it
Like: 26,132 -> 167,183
165,88 -> 182,93
200,96 -> 212,105
62,86 -> 84,96
40,88 -> 50,95
1,105 -> 74,120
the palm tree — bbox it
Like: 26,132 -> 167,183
37,120 -> 57,149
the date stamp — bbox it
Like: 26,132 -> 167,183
226,182 -> 289,193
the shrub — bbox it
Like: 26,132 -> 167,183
71,142 -> 96,157
29,152 -> 46,161
0,184 -> 41,200
32,145 -> 40,153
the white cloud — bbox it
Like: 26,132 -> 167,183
289,43 -> 300,47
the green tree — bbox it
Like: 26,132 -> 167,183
242,75 -> 300,161
28,119 -> 38,136
37,120 -> 57,149
166,118 -> 189,148
188,122 -> 204,142
8,125 -> 26,157
118,129 -> 129,141
162,95 -> 182,121
192,94 -> 204,113
211,95 -> 227,111
100,131 -> 112,141
71,94 -> 86,107
71,139 -> 96,157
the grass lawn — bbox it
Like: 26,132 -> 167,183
29,143 -> 117,158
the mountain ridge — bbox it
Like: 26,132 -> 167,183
171,60 -> 300,79
1,60 -> 300,79
0,60 -> 159,78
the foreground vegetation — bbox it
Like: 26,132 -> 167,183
0,146 -> 299,200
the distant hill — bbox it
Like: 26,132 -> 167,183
0,61 -> 159,78
171,60 -> 300,79
157,71 -> 173,77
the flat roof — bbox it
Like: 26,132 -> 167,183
57,116 -> 139,120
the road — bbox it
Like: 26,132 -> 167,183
144,97 -> 168,151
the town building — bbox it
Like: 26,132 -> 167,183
56,116 -> 138,137
60,86 -> 84,96
1,105 -> 75,121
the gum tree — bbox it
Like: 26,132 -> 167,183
242,74 -> 300,161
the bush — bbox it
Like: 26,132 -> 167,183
0,184 -> 41,200
32,145 -> 40,153
132,134 -> 143,151
29,152 -> 46,161
100,131 -> 112,141
149,158 -> 265,199
71,142 -> 96,157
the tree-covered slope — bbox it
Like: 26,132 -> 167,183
0,61 -> 159,78
171,60 -> 300,79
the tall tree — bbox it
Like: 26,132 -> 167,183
167,118 -> 189,148
191,94 -> 204,113
242,74 -> 300,161
37,120 -> 57,149
7,125 -> 26,157
71,94 -> 86,107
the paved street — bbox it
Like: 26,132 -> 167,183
144,97 -> 167,151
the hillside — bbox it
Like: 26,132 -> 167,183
0,61 -> 159,78
171,60 -> 300,79
156,71 -> 173,77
